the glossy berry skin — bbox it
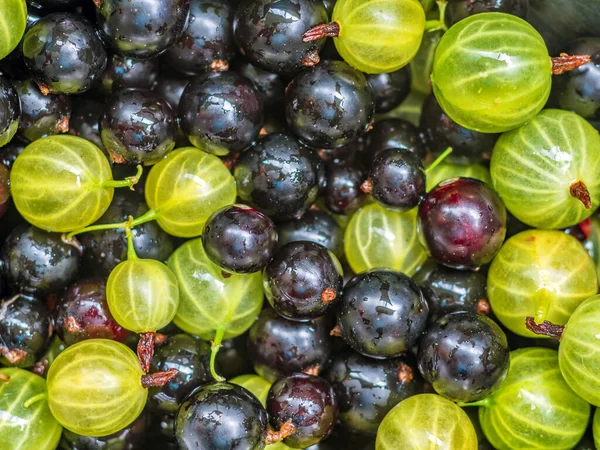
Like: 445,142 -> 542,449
215,336 -> 254,380
364,118 -> 426,163
267,373 -> 338,448
446,0 -> 529,27
276,210 -> 344,260
101,89 -> 176,165
53,278 -> 129,347
285,60 -> 375,149
0,76 -> 20,147
0,295 -> 51,368
23,13 -> 107,94
368,148 -> 425,211
264,241 -> 343,321
367,67 -> 411,114
0,164 -> 8,219
96,0 -> 190,59
417,311 -> 510,402
153,75 -> 190,111
414,261 -> 488,323
164,0 -> 236,75
418,178 -> 507,270
176,382 -> 268,450
337,269 -> 429,359
202,204 -> 278,274
234,61 -> 285,108
324,161 -> 367,215
248,308 -> 332,382
68,95 -> 105,151
233,0 -> 328,75
148,334 -> 211,416
324,351 -> 423,435
14,79 -> 72,142
179,72 -> 264,156
420,94 -> 499,164
1,225 -> 80,297
234,133 -> 321,221
80,190 -> 174,277
98,53 -> 160,94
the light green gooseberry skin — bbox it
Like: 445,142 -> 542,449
376,394 -> 478,450
432,13 -> 551,133
0,0 -> 27,61
491,109 -> 600,229
426,161 -> 492,192
46,340 -> 147,437
487,230 -> 598,337
332,0 -> 425,74
594,408 -> 600,450
344,203 -> 427,276
145,147 -> 236,238
168,237 -> 263,341
0,368 -> 62,450
476,348 -> 590,450
559,294 -> 600,407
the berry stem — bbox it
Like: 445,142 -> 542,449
360,179 -> 373,194
476,298 -> 490,315
210,328 -> 226,382
141,368 -> 179,388
302,22 -> 340,42
102,165 -> 143,190
23,393 -> 47,408
551,53 -> 591,74
64,208 -> 159,240
265,420 -> 296,445
301,49 -> 321,67
425,0 -> 448,31
525,317 -> 564,340
425,147 -> 453,174
569,181 -> 592,209
137,331 -> 155,374
125,221 -> 138,260
397,362 -> 414,383
457,397 -> 492,408
0,374 -> 10,382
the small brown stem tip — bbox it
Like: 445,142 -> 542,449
0,374 -> 10,382
570,181 -> 592,209
302,49 -> 320,67
525,317 -> 564,340
552,53 -> 591,75
330,324 -> 342,337
303,365 -> 320,376
476,298 -> 491,315
38,83 -> 51,96
55,117 -> 70,134
154,333 -> 168,345
302,22 -> 341,42
397,362 -> 414,384
360,179 -> 373,194
32,359 -> 49,377
321,288 -> 337,303
141,368 -> 179,388
210,60 -> 229,72
265,420 -> 296,445
64,316 -> 84,334
0,347 -> 28,365
137,332 -> 156,374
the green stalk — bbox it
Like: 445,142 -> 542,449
125,222 -> 138,261
425,147 -> 453,174
65,209 -> 159,240
210,328 -> 226,383
102,165 -> 143,190
425,0 -> 448,31
23,392 -> 47,409
457,397 -> 492,408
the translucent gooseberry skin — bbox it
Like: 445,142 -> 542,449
46,339 -> 147,437
167,237 -> 263,341
230,374 -> 272,407
432,13 -> 551,133
594,408 -> 600,450
106,258 -> 179,333
10,135 -> 115,232
344,203 -> 428,276
332,0 -> 425,74
559,294 -> 600,406
487,230 -> 598,337
426,161 -> 492,192
376,394 -> 478,450
145,147 -> 237,238
0,368 -> 62,450
491,109 -> 600,229
478,348 -> 590,450
0,0 -> 27,61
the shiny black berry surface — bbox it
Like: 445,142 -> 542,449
417,311 -> 510,402
0,75 -> 20,147
176,382 -> 268,450
285,60 -> 375,149
23,13 -> 107,94
446,0 -> 529,27
67,95 -> 105,151
323,161 -> 367,215
101,89 -> 176,165
234,132 -> 321,221
248,308 -> 332,382
164,0 -> 236,75
234,60 -> 285,108
233,0 -> 328,75
153,75 -> 190,111
366,67 -> 411,114
264,241 -> 343,321
202,204 -> 278,274
179,71 -> 264,155
324,351 -> 423,435
1,225 -> 80,297
0,294 -> 51,367
98,54 -> 160,94
337,269 -> 429,359
96,0 -> 190,59
267,373 -> 338,448
364,118 -> 426,163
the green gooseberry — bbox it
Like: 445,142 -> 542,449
0,0 -> 27,61
491,109 -> 600,229
10,135 -> 142,232
0,368 -> 62,450
344,202 -> 427,276
376,394 -> 478,450
426,161 -> 492,192
594,408 -> 600,450
468,347 -> 590,450
432,13 -> 551,133
487,229 -> 597,337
